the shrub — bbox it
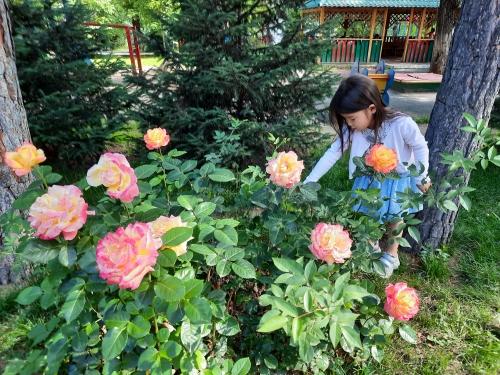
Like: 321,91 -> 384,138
1,116 -> 497,373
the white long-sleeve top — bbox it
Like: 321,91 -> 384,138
304,115 -> 429,184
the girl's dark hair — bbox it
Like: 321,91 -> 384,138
330,74 -> 403,150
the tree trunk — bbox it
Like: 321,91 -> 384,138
0,0 -> 33,284
429,0 -> 461,74
420,0 -> 499,249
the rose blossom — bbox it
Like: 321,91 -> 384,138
309,223 -> 352,264
28,185 -> 93,240
96,222 -> 161,290
365,144 -> 398,174
266,151 -> 304,188
4,143 -> 46,176
86,153 -> 139,203
384,282 -> 420,321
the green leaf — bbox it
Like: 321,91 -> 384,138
407,226 -> 421,243
183,279 -> 204,299
127,315 -> 151,339
184,298 -> 212,324
371,346 -> 384,363
21,240 -> 59,263
462,113 -> 477,128
102,326 -> 128,360
272,257 -> 303,275
257,314 -> 288,333
163,340 -> 182,359
333,272 -> 350,300
154,276 -> 185,302
298,183 -> 319,201
208,168 -> 235,182
177,195 -> 200,210
214,227 -> 238,245
340,326 -> 362,349
459,195 -> 472,211
189,244 -> 215,256
162,227 -> 193,247
180,160 -> 197,173
231,259 -> 256,279
16,286 -> 42,305
138,347 -> 158,371
291,317 -> 302,343
194,202 -> 217,217
180,322 -> 202,353
12,190 -> 42,210
274,298 -> 299,317
58,246 -> 77,267
343,284 -> 371,302
215,316 -> 240,336
398,237 -> 412,248
304,260 -> 317,283
303,290 -> 313,312
399,324 -> 417,344
231,357 -> 251,375
443,200 -> 458,211
135,164 -> 158,179
60,288 -> 85,323
216,259 -> 232,277
329,318 -> 341,347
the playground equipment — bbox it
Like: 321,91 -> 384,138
83,22 -> 143,75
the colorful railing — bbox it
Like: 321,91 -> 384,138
404,39 -> 434,63
321,39 -> 382,63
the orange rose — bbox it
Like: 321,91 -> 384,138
4,143 -> 46,176
144,128 -> 170,150
365,144 -> 398,174
384,282 -> 420,321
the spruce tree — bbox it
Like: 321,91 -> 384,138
12,0 -> 136,162
143,0 -> 337,166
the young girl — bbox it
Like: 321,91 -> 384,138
304,75 -> 431,278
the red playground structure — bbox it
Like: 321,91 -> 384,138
83,22 -> 143,75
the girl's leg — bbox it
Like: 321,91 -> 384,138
378,220 -> 402,278
384,220 -> 403,257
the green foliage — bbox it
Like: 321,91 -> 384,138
139,0 -> 337,165
12,0 -> 138,162
0,114 -> 498,373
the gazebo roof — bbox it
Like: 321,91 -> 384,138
304,0 -> 439,8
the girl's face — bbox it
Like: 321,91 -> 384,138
341,104 -> 376,131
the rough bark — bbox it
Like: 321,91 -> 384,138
430,0 -> 461,74
420,0 -> 499,249
0,0 -> 33,284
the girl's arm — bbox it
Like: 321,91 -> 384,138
402,119 -> 430,185
304,131 -> 349,184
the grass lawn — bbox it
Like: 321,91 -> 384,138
1,148 -> 498,374
93,55 -> 164,68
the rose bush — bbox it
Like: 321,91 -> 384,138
1,114 -> 497,374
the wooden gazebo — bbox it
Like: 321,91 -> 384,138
303,0 -> 439,64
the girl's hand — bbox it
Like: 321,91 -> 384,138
417,181 -> 432,193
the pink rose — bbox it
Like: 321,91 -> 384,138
144,128 -> 170,150
309,223 -> 352,264
266,151 -> 304,189
4,143 -> 46,176
28,185 -> 93,240
96,223 -> 161,290
384,282 -> 420,321
86,153 -> 139,203
149,215 -> 193,256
